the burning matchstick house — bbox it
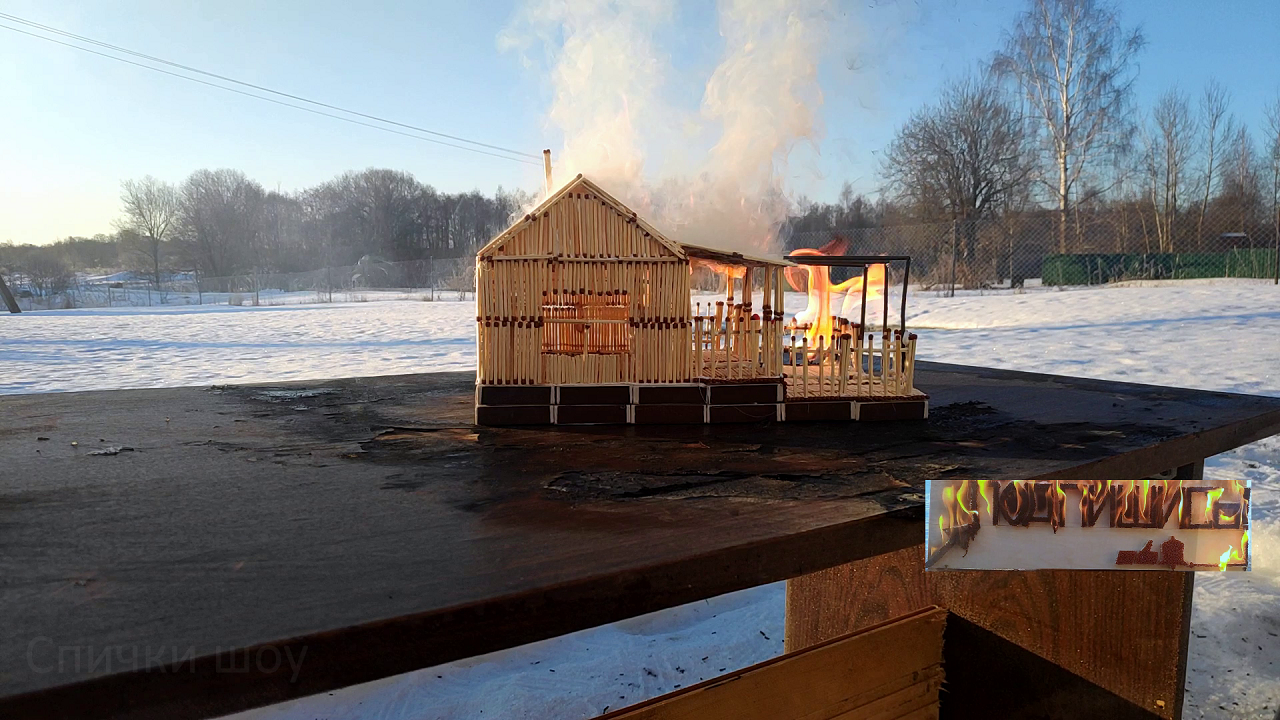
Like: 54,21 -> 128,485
474,174 -> 927,425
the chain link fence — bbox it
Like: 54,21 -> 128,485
9,206 -> 1278,310
787,206 -> 1279,295
7,257 -> 477,311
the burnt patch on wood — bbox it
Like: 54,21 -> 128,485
547,468 -> 901,502
194,370 -> 1210,511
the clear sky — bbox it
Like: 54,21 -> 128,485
1,0 -> 1277,244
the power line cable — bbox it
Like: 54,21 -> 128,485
0,16 -> 542,166
0,11 -> 540,160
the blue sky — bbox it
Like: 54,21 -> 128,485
1,0 -> 1277,244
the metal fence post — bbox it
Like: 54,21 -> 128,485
950,220 -> 958,298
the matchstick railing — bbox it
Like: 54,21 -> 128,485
691,302 -> 785,381
783,327 -> 918,399
689,306 -> 918,398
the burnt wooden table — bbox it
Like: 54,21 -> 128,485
2,363 -> 1279,720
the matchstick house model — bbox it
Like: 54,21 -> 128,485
474,174 -> 926,425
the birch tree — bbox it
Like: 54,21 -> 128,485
994,0 -> 1144,252
1264,95 -> 1280,281
1195,80 -> 1231,247
1140,89 -> 1193,251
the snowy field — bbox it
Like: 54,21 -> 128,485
2,279 -> 1279,719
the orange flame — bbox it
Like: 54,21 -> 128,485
692,259 -> 748,297
978,480 -> 994,519
1206,487 -> 1225,526
940,485 -> 957,539
1220,530 -> 1250,570
785,236 -> 886,348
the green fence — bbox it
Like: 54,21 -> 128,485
1042,249 -> 1279,285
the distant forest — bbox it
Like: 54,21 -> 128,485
0,168 -> 534,290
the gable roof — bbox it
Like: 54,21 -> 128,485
477,174 -> 685,259
680,242 -> 795,268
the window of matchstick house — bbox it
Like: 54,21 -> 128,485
541,291 -> 632,355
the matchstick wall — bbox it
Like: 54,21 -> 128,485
476,176 -> 696,387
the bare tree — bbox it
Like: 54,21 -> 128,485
22,248 -> 74,299
177,169 -> 267,281
1265,95 -> 1280,282
880,76 -> 1033,259
117,176 -> 180,288
1219,125 -> 1262,234
1194,80 -> 1231,247
994,0 -> 1144,252
1139,88 -> 1193,251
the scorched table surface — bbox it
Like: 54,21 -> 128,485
3,363 -> 1280,719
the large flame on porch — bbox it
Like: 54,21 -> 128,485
785,236 -> 885,347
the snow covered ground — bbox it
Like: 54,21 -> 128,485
2,279 -> 1278,718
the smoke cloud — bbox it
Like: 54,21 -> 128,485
501,0 -> 833,254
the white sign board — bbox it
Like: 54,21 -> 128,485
924,480 -> 1250,571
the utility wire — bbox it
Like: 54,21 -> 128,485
0,15 -> 542,166
0,11 -> 539,160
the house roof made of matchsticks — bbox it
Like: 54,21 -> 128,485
478,174 -> 793,268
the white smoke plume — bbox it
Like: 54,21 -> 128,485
501,0 -> 833,254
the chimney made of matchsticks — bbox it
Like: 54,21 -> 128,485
543,149 -> 553,195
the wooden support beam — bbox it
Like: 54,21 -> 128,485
0,273 -> 19,313
785,461 -> 1207,720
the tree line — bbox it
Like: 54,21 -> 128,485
1,168 -> 532,292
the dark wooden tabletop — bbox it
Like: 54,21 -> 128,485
3,363 -> 1279,720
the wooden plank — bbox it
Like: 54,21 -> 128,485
602,607 -> 944,720
825,675 -> 941,720
785,521 -> 1197,720
2,365 -> 1279,719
